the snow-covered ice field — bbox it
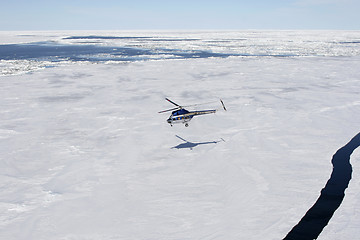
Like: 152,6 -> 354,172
1,31 -> 360,239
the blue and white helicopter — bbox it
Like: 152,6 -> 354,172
159,98 -> 227,127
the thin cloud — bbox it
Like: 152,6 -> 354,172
294,0 -> 355,6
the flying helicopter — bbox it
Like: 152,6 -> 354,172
158,98 -> 227,127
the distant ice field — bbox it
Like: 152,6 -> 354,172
0,31 -> 360,240
1,30 -> 360,75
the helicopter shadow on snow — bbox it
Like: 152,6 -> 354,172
171,135 -> 225,150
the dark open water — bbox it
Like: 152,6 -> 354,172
284,133 -> 360,240
0,38 -> 236,62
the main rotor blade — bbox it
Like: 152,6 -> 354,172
183,100 -> 218,108
166,98 -> 181,107
158,107 -> 180,113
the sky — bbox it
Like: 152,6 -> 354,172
0,0 -> 359,31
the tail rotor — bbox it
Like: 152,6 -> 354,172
220,99 -> 227,111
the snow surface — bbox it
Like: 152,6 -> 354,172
0,31 -> 360,240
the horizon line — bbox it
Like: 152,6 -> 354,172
1,28 -> 360,32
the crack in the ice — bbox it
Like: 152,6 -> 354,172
283,132 -> 360,240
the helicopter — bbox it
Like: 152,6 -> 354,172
158,98 -> 227,127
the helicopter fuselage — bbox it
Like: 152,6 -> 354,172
167,108 -> 216,127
